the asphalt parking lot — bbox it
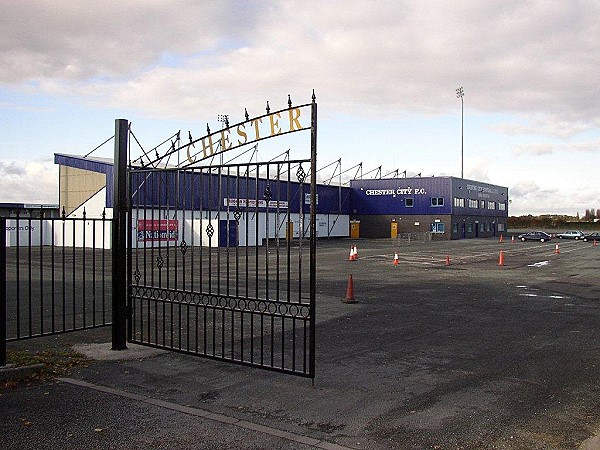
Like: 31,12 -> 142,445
2,236 -> 600,449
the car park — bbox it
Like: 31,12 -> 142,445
517,231 -> 552,242
556,230 -> 585,240
582,231 -> 600,242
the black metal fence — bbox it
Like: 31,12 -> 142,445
128,159 -> 316,377
2,99 -> 318,380
1,212 -> 113,365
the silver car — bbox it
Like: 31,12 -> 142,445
556,230 -> 585,240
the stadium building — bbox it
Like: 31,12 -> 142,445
349,177 -> 508,240
53,154 -> 507,243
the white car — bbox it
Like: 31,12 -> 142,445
556,230 -> 585,240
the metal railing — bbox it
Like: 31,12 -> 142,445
1,212 -> 113,365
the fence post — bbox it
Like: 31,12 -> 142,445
309,92 -> 317,381
112,119 -> 128,350
1,217 -> 7,365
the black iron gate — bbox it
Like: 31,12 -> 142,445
124,96 -> 317,378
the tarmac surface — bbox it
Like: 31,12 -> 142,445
2,236 -> 600,449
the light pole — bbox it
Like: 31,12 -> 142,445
217,114 -> 229,129
456,87 -> 464,179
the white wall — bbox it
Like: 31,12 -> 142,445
5,219 -> 52,247
4,209 -> 348,249
53,218 -> 112,249
4,217 -> 111,249
131,209 -> 349,248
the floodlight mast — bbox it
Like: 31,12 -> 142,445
217,114 -> 229,166
456,87 -> 464,179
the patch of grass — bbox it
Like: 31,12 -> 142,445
6,348 -> 90,378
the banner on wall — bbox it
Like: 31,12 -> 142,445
137,219 -> 179,242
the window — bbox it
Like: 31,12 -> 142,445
405,197 -> 414,207
480,200 -> 486,208
431,223 -> 445,233
487,201 -> 496,210
453,223 -> 458,233
453,197 -> 464,207
498,202 -> 506,211
431,197 -> 444,207
467,223 -> 473,233
468,199 -> 478,208
498,223 -> 505,232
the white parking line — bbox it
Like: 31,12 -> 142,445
527,261 -> 549,267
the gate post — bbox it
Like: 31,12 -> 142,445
309,92 -> 317,380
112,119 -> 128,350
1,217 -> 6,365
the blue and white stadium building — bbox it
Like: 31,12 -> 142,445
53,153 -> 508,243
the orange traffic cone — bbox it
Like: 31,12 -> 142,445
348,247 -> 355,261
555,244 -> 560,254
499,234 -> 504,243
511,236 -> 515,244
393,252 -> 399,266
445,255 -> 450,266
498,250 -> 505,266
342,274 -> 356,303
353,245 -> 358,260
594,240 -> 598,247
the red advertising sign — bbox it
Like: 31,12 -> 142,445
137,219 -> 179,242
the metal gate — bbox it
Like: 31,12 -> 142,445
124,95 -> 317,378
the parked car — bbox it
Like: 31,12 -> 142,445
582,232 -> 600,242
556,230 -> 585,240
517,231 -> 552,242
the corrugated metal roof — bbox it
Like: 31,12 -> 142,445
54,153 -> 114,174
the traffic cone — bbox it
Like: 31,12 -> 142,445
594,240 -> 598,247
498,250 -> 505,266
342,274 -> 356,303
555,244 -> 560,254
511,236 -> 515,244
393,252 -> 399,266
353,245 -> 358,260
499,234 -> 504,243
348,247 -> 355,261
445,255 -> 450,266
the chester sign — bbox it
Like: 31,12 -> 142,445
184,104 -> 312,166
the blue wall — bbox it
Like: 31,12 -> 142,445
350,177 -> 453,215
55,154 -> 507,219
55,154 -> 350,215
128,170 -> 351,215
350,177 -> 508,218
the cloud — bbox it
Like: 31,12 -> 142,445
2,0 -> 600,130
512,140 -> 600,155
508,179 -> 600,216
510,180 -> 544,198
0,1 -> 259,82
489,116 -> 600,138
0,102 -> 53,112
464,157 -> 491,182
0,159 -> 58,203
0,161 -> 26,176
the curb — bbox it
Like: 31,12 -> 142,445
0,363 -> 45,382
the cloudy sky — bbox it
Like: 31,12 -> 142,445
1,0 -> 599,216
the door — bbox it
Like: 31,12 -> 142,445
219,219 -> 238,247
350,221 -> 360,239
390,221 -> 398,239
